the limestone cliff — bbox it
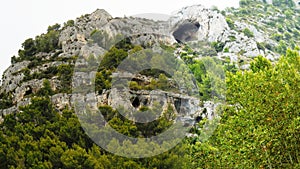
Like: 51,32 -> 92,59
0,2 -> 299,125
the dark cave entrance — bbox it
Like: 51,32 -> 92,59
172,21 -> 200,43
131,97 -> 140,108
25,86 -> 33,96
174,99 -> 181,113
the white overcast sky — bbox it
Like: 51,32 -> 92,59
0,0 -> 239,79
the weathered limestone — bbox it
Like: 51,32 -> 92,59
1,4 -> 282,124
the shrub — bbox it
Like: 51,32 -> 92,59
211,41 -> 225,53
223,48 -> 229,53
256,42 -> 265,51
128,81 -> 141,91
0,93 -> 13,109
226,18 -> 235,30
242,28 -> 254,38
228,35 -> 236,42
272,33 -> 283,42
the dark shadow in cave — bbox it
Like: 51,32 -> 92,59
172,20 -> 200,43
174,98 -> 181,113
25,86 -> 33,96
131,97 -> 140,108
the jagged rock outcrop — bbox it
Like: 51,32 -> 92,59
1,61 -> 30,94
105,88 -> 212,125
45,88 -> 212,126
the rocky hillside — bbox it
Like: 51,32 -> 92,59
1,0 -> 300,122
0,0 -> 299,168
1,1 -> 299,120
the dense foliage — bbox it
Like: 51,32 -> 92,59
0,92 -> 13,109
0,88 -> 190,168
190,49 -> 300,168
1,48 -> 299,168
12,24 -> 62,63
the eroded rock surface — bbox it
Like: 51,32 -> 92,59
1,4 -> 282,124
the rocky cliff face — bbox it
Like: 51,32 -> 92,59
1,2 -> 299,124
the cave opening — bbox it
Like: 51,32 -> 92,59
172,21 -> 200,43
25,86 -> 33,96
142,98 -> 148,106
132,97 -> 140,108
174,99 -> 181,113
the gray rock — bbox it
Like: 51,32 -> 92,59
80,44 -> 105,59
1,61 -> 30,93
30,61 -> 64,75
72,71 -> 96,89
51,93 -> 71,111
102,88 -> 214,125
13,78 -> 60,104
0,106 -> 18,122
240,64 -> 251,70
170,5 -> 229,42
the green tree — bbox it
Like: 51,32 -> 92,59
57,64 -> 73,93
60,144 -> 91,169
250,55 -> 271,73
191,49 -> 300,168
18,38 -> 37,59
211,41 -> 225,52
37,79 -> 54,96
99,47 -> 128,70
226,17 -> 235,29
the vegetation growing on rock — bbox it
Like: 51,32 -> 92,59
0,0 -> 299,168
